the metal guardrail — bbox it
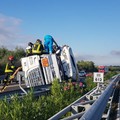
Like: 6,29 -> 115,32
0,73 -> 51,100
48,87 -> 97,120
0,84 -> 50,100
49,75 -> 120,120
116,89 -> 120,119
0,74 -> 120,119
80,75 -> 119,120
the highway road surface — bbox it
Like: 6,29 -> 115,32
0,83 -> 26,92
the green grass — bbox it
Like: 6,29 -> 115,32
0,78 -> 96,120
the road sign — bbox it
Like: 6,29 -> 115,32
93,72 -> 104,83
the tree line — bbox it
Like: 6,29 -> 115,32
0,47 -> 120,75
0,47 -> 26,75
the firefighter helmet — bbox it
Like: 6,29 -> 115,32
36,39 -> 42,43
28,42 -> 33,46
8,56 -> 14,61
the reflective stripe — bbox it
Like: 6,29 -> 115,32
26,46 -> 32,54
5,63 -> 14,73
11,65 -> 15,69
26,49 -> 31,54
32,43 -> 42,54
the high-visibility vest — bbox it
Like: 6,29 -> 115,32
5,63 -> 15,73
32,42 -> 43,54
26,46 -> 32,54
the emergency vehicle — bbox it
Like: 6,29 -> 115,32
98,66 -> 109,73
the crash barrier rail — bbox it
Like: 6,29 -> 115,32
0,83 -> 50,100
116,90 -> 120,119
0,72 -> 50,100
49,74 -> 120,120
80,75 -> 119,120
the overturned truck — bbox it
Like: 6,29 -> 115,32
18,45 -> 79,91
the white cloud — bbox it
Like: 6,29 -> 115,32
0,13 -> 34,49
0,14 -> 120,66
74,53 -> 120,66
0,14 -> 21,40
110,50 -> 120,56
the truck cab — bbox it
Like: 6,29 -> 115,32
98,66 -> 109,73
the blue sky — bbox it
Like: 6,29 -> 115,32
0,0 -> 120,66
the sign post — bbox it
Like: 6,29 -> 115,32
93,72 -> 104,90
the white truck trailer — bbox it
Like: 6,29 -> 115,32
20,45 -> 79,88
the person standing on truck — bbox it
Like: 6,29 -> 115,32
26,42 -> 33,56
44,35 -> 59,54
32,39 -> 44,55
3,56 -> 16,85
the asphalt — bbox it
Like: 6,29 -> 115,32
0,82 -> 51,100
0,83 -> 26,92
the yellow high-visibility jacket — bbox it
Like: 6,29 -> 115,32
5,63 -> 15,73
32,42 -> 44,54
26,46 -> 32,55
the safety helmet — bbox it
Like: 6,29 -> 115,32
28,42 -> 33,46
36,39 -> 42,43
8,56 -> 14,61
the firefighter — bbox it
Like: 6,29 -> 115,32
44,35 -> 59,54
26,42 -> 33,56
32,39 -> 44,55
3,56 -> 16,85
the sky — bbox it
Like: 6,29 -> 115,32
0,0 -> 120,66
